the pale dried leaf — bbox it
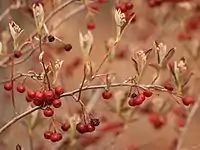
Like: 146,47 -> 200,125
38,51 -> 44,61
84,61 -> 93,81
131,57 -> 139,75
162,48 -> 175,66
8,21 -> 23,41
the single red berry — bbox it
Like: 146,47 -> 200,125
52,99 -> 62,108
125,2 -> 134,10
138,93 -> 146,102
43,107 -> 54,117
4,82 -> 12,91
16,85 -> 26,93
177,119 -> 185,128
143,90 -> 153,97
26,96 -> 32,102
27,90 -> 36,99
149,112 -> 163,128
102,91 -> 112,99
35,91 -> 45,101
33,99 -> 44,106
182,97 -> 195,106
87,22 -> 96,30
164,83 -> 174,91
61,123 -> 71,132
119,4 -> 127,12
44,131 -> 52,140
50,133 -> 62,142
125,12 -> 136,23
14,51 -> 22,58
91,4 -> 99,11
55,85 -> 64,96
128,98 -> 137,106
76,123 -> 88,134
44,90 -> 54,100
86,124 -> 95,132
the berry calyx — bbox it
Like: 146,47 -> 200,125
87,22 -> 96,30
44,131 -> 52,140
102,90 -> 112,99
27,90 -> 36,99
182,97 -> 195,106
4,82 -> 12,91
90,118 -> 100,127
14,51 -> 22,58
43,107 -> 54,117
143,90 -> 153,97
55,85 -> 64,96
47,35 -> 55,42
61,123 -> 70,132
16,85 -> 26,93
50,133 -> 62,142
164,83 -> 174,91
76,123 -> 88,134
52,99 -> 62,108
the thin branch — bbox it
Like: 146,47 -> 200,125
176,99 -> 200,150
0,106 -> 41,134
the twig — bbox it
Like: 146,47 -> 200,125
176,99 -> 200,150
0,106 -> 41,134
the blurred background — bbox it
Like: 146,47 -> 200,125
0,0 -> 200,150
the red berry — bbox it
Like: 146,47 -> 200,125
119,4 -> 127,13
44,131 -> 52,140
26,96 -> 32,102
14,51 -> 22,58
91,4 -> 99,11
98,0 -> 107,3
149,112 -> 163,128
164,83 -> 174,91
33,99 -> 44,106
86,124 -> 95,132
55,85 -> 64,96
102,91 -> 112,99
177,119 -> 185,128
44,90 -> 54,100
61,123 -> 70,132
43,107 -> 54,117
182,97 -> 195,106
52,99 -> 62,108
16,85 -> 26,93
125,12 -> 136,23
35,91 -> 45,101
4,82 -> 12,91
50,133 -> 62,142
143,90 -> 153,97
87,22 -> 96,30
76,123 -> 88,134
125,2 -> 133,10
128,98 -> 137,106
27,90 -> 36,99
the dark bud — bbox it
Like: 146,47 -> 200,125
64,44 -> 72,51
14,51 -> 22,58
16,144 -> 22,150
48,35 -> 55,42
90,118 -> 100,127
131,93 -> 137,98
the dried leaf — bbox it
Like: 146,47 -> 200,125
0,42 -> 2,54
182,72 -> 193,87
16,144 -> 23,150
114,9 -> 126,39
38,51 -> 44,62
149,63 -> 160,84
162,48 -> 175,66
8,21 -> 23,41
145,48 -> 153,59
84,61 -> 93,81
131,57 -> 139,75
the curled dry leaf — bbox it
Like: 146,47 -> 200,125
84,61 -> 93,81
79,31 -> 93,61
32,3 -> 44,35
8,21 -> 23,50
114,9 -> 126,40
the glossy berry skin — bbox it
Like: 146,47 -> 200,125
33,99 -> 44,106
50,133 -> 62,142
43,107 -> 54,117
52,99 -> 62,108
118,4 -> 127,13
86,124 -> 95,132
44,90 -> 54,100
27,90 -> 36,99
87,22 -> 95,30
164,83 -> 174,91
128,94 -> 145,106
55,85 -> 64,96
143,90 -> 153,97
35,91 -> 45,101
44,131 -> 52,139
182,97 -> 194,106
61,123 -> 70,131
4,82 -> 12,91
98,0 -> 107,3
102,91 -> 112,99
16,85 -> 26,93
76,123 -> 88,134
125,2 -> 133,10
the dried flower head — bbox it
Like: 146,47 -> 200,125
177,57 -> 187,73
8,21 -> 23,41
79,31 -> 93,61
114,9 -> 126,27
32,3 -> 44,35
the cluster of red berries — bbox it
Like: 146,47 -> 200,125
116,2 -> 136,23
76,118 -> 100,134
44,122 -> 70,142
128,90 -> 153,107
148,112 -> 167,128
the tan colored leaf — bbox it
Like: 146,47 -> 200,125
131,57 -> 139,75
162,48 -> 175,66
8,21 -> 23,41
